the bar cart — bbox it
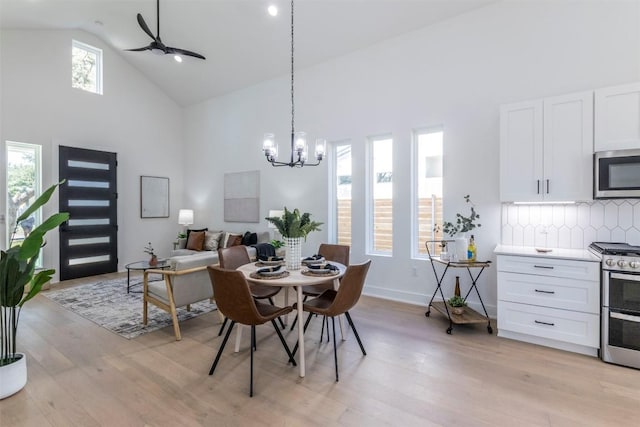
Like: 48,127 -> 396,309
424,240 -> 493,334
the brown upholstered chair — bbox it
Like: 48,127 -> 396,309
292,260 -> 371,382
207,266 -> 296,397
290,243 -> 350,331
216,246 -> 285,335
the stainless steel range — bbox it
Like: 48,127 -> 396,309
589,242 -> 640,369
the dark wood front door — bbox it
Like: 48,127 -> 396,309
59,146 -> 118,280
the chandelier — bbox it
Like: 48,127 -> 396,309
262,0 -> 325,168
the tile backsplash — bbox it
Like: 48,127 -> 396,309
501,200 -> 640,249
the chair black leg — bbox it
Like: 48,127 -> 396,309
267,297 -> 287,329
217,317 -> 228,336
250,325 -> 255,397
291,312 -> 315,357
289,295 -> 309,331
344,311 -> 366,356
271,319 -> 297,366
332,316 -> 339,382
210,320 -> 236,375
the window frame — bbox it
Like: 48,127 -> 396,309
366,134 -> 393,256
72,39 -> 103,95
5,141 -> 43,266
411,126 -> 444,260
328,140 -> 352,245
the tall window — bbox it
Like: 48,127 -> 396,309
368,136 -> 393,254
413,128 -> 443,257
72,40 -> 103,94
6,142 -> 42,266
331,143 -> 352,245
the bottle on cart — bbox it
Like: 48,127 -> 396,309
467,235 -> 476,261
454,276 -> 461,297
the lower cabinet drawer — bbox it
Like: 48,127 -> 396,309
498,301 -> 599,347
498,271 -> 599,313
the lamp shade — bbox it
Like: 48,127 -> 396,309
178,209 -> 194,226
267,209 -> 284,229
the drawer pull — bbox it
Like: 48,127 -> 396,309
534,289 -> 555,294
534,320 -> 555,326
533,265 -> 554,269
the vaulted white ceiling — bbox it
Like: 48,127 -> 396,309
1,0 -> 495,106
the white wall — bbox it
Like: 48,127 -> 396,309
0,29 -> 185,280
183,1 -> 640,315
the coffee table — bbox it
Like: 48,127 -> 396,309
125,260 -> 170,293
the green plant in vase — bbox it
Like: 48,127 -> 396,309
447,295 -> 467,315
1,181 -> 69,399
265,208 -> 323,270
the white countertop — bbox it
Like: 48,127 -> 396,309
494,245 -> 600,262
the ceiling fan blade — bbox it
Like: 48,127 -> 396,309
136,13 -> 156,40
125,46 -> 152,52
167,47 -> 206,60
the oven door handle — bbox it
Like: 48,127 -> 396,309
610,311 -> 640,323
611,272 -> 640,282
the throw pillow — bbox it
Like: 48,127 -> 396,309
187,228 -> 208,240
203,231 -> 223,251
186,231 -> 206,251
222,232 -> 242,248
241,231 -> 258,246
231,235 -> 243,246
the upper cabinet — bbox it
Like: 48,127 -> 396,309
500,91 -> 594,202
595,82 -> 640,151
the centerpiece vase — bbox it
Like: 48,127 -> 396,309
285,237 -> 303,270
455,233 -> 469,261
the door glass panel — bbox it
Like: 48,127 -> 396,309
68,160 -> 109,170
68,180 -> 109,188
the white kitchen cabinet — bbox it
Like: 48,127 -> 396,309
595,82 -> 640,151
500,91 -> 593,202
497,254 -> 600,356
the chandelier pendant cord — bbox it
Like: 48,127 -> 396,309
290,0 -> 295,164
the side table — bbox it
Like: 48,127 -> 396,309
125,260 -> 171,293
424,240 -> 493,334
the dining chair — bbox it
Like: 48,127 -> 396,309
216,245 -> 285,336
289,243 -> 350,333
206,266 -> 296,397
292,260 -> 371,382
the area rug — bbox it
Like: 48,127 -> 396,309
43,276 -> 217,339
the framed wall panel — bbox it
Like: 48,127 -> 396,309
224,170 -> 260,222
140,176 -> 169,218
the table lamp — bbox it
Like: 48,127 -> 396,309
178,209 -> 194,234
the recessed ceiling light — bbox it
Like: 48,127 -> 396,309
174,55 -> 183,63
268,5 -> 278,16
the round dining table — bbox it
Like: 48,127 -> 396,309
237,261 -> 346,377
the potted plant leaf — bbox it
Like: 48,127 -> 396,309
0,181 -> 69,399
265,207 -> 322,269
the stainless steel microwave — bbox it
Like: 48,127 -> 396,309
595,149 -> 640,199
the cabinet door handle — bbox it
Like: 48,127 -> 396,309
534,320 -> 555,326
535,289 -> 555,294
546,179 -> 550,194
537,179 -> 540,194
533,265 -> 554,269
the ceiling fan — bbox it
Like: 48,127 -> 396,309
125,0 -> 205,61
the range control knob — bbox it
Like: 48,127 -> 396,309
605,259 -> 616,267
618,259 -> 627,268
630,261 -> 639,269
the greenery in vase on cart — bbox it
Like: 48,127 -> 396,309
434,194 -> 481,237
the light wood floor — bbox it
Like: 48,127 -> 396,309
1,272 -> 639,426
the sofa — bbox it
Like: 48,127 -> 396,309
171,229 -> 272,264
